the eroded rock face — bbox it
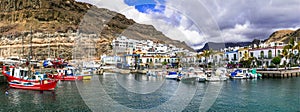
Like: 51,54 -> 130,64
0,0 -> 194,58
264,29 -> 300,44
0,32 -> 111,60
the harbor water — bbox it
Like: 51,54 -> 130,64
0,73 -> 300,111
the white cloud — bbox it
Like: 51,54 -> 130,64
76,0 -> 300,50
77,0 -> 207,49
76,0 -> 128,12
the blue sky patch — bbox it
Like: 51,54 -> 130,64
124,0 -> 166,13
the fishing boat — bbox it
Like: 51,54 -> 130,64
48,67 -> 83,81
2,66 -> 57,91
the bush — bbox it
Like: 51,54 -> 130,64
161,61 -> 167,65
271,56 -> 281,65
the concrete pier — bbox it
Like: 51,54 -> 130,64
257,69 -> 300,78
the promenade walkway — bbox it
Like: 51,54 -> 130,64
257,69 -> 300,78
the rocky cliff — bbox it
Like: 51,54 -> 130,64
0,0 -> 194,59
264,29 -> 300,44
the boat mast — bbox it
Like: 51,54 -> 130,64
27,27 -> 32,63
27,27 -> 33,77
48,33 -> 50,58
22,33 -> 24,58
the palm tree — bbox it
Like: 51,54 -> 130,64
176,52 -> 186,67
203,50 -> 211,64
196,53 -> 202,64
282,48 -> 289,69
283,38 -> 296,68
294,41 -> 300,64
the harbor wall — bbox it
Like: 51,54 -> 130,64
257,69 -> 300,78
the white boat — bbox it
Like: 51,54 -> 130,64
76,68 -> 93,80
83,61 -> 100,69
165,71 -> 181,80
198,74 -> 207,82
180,68 -> 206,82
206,67 -> 228,82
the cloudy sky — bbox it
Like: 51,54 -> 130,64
76,0 -> 300,50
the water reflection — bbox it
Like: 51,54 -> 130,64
0,81 -> 91,111
76,72 -> 198,111
1,74 -> 300,111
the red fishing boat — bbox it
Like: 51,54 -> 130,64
47,67 -> 83,81
2,66 -> 58,91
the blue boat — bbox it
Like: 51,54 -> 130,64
165,71 -> 182,80
230,69 -> 246,79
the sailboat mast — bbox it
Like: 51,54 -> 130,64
48,33 -> 50,58
22,34 -> 24,58
27,27 -> 32,62
30,27 -> 33,60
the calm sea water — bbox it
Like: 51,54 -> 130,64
0,74 -> 300,111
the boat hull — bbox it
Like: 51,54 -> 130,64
3,72 -> 57,91
82,75 -> 92,80
165,75 -> 178,79
48,74 -> 83,81
9,80 -> 57,91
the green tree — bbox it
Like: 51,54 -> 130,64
271,56 -> 281,70
161,61 -> 168,66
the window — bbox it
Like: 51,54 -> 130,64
233,54 -> 237,60
278,50 -> 281,56
268,50 -> 272,58
260,51 -> 264,58
250,52 -> 254,57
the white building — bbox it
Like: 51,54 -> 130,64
249,42 -> 285,66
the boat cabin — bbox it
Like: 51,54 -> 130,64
57,68 -> 75,76
6,66 -> 47,80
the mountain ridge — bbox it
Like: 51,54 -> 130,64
0,0 -> 194,56
197,28 -> 300,52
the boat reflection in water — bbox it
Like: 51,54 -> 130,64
1,71 -> 300,111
